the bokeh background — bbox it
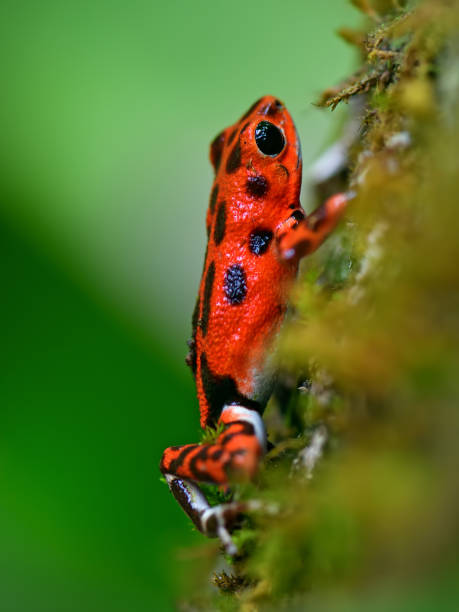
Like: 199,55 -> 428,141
1,1 -> 359,610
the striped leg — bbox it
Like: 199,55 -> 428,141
160,405 -> 266,554
277,192 -> 353,261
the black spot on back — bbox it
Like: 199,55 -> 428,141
201,261 -> 215,337
210,131 -> 225,172
246,175 -> 269,198
209,184 -> 219,213
224,264 -> 247,304
249,230 -> 273,255
201,245 -> 208,273
185,343 -> 196,372
214,201 -> 226,246
226,140 -> 241,174
200,352 -> 262,426
186,296 -> 201,375
192,296 -> 200,334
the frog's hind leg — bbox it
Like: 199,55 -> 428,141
160,405 -> 266,554
160,405 -> 266,484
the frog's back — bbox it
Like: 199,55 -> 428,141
187,96 -> 303,427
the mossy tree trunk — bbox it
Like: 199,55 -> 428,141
183,1 -> 459,609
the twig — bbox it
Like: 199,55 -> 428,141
290,425 -> 328,480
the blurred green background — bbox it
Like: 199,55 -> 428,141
0,1 -> 358,609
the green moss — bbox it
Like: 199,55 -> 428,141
183,1 -> 459,609
200,421 -> 226,445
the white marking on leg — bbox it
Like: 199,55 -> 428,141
222,404 -> 267,452
202,505 -> 237,555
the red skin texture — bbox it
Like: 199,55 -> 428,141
160,96 -> 348,486
196,96 -> 302,427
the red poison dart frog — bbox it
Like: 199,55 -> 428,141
160,96 -> 350,554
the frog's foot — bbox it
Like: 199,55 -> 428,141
160,405 -> 266,554
165,475 -> 264,555
276,191 -> 354,261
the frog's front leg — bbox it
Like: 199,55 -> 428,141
276,192 -> 353,260
160,405 -> 266,554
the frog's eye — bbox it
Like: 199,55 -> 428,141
254,121 -> 285,156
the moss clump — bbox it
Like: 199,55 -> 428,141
182,1 -> 459,609
200,421 -> 226,445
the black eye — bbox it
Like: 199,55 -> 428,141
254,121 -> 285,156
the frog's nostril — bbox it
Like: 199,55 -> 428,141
262,98 -> 284,117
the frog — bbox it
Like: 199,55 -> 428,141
160,96 -> 350,554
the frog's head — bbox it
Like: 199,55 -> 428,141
209,96 -> 302,212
